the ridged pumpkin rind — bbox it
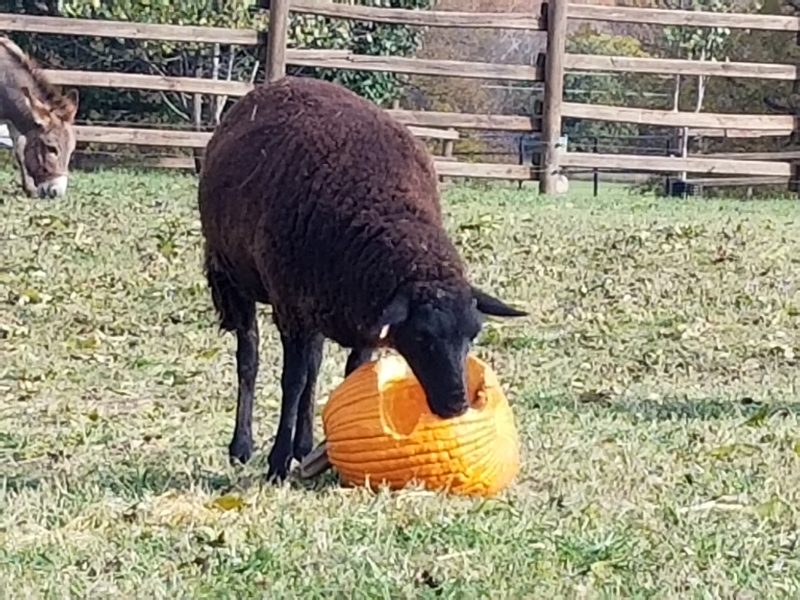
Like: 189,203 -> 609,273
322,353 -> 520,497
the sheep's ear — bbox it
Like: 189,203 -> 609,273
374,290 -> 410,340
471,285 -> 527,317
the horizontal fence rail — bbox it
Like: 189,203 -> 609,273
564,54 -> 798,81
44,69 -> 254,96
562,153 -> 793,177
683,176 -> 789,186
75,126 -> 210,148
72,152 -> 536,180
287,53 -> 542,82
387,110 -> 539,132
687,128 -> 792,138
695,151 -> 800,160
0,13 -> 261,45
289,0 -> 544,30
73,123 -> 460,147
569,4 -> 800,31
43,59 -> 542,98
562,103 -> 795,132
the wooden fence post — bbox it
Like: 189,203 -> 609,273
539,0 -> 568,195
791,30 -> 800,196
266,0 -> 290,82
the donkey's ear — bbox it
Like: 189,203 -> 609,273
19,86 -> 51,127
471,285 -> 527,317
57,88 -> 79,122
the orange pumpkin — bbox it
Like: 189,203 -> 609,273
320,353 -> 520,497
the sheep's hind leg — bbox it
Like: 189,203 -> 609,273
229,318 -> 259,464
207,266 -> 258,465
268,330 -> 324,481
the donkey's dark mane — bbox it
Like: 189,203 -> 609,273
0,36 -> 74,114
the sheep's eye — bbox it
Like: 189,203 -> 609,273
45,144 -> 58,155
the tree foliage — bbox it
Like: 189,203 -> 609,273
9,0 -> 430,125
663,0 -> 732,116
564,26 -> 665,151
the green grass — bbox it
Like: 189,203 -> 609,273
1,168 -> 800,598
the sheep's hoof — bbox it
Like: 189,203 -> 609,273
228,439 -> 253,465
299,441 -> 331,480
293,436 -> 314,462
266,450 -> 292,483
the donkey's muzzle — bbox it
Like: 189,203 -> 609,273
37,175 -> 68,199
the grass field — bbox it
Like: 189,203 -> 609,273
2,168 -> 800,598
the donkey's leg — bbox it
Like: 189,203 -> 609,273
207,265 -> 259,465
12,137 -> 36,197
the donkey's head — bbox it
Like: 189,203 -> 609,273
17,86 -> 78,199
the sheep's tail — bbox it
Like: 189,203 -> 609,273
204,251 -> 254,333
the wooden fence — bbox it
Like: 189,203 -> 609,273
1,0 -> 798,193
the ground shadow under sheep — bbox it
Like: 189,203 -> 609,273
2,452 -> 343,498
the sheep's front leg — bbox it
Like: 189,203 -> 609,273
267,331 -> 323,481
345,346 -> 374,377
293,334 -> 324,461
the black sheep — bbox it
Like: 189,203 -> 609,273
198,76 -> 526,481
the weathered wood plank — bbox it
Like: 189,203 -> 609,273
434,161 -> 534,180
287,53 -> 541,82
687,128 -> 791,138
684,176 -> 789,186
565,54 -> 797,81
388,109 -> 538,132
74,123 -> 460,147
561,152 -> 792,176
570,4 -> 800,32
0,12 -> 260,45
75,126 -> 211,147
694,151 -> 800,160
72,143 -> 533,181
290,0 -> 543,30
562,102 -> 795,131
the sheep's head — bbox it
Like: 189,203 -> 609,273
376,284 -> 526,419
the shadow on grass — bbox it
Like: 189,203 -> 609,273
524,393 -> 800,424
2,453 -> 342,498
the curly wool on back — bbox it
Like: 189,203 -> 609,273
200,76 -> 459,346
